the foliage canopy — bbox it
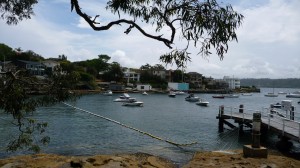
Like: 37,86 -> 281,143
0,0 -> 38,25
1,0 -> 243,67
71,0 -> 243,67
0,0 -> 244,152
0,45 -> 79,152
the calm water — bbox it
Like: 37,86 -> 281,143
1,88 -> 300,165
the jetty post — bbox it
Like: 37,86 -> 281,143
252,113 -> 261,148
243,113 -> 268,158
238,104 -> 244,135
290,106 -> 295,120
282,100 -> 294,120
218,105 -> 224,132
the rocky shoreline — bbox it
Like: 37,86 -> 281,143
1,150 -> 300,168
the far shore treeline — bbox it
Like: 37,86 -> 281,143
241,78 -> 300,89
1,43 -> 299,89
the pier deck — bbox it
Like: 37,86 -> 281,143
217,106 -> 300,142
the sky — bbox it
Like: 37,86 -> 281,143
0,0 -> 300,79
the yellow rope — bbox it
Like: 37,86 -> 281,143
62,102 -> 197,147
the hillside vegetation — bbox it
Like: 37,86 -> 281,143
241,78 -> 300,88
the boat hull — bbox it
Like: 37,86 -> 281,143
185,97 -> 200,102
196,102 -> 209,106
114,98 -> 136,102
122,102 -> 143,107
286,94 -> 300,98
225,94 -> 239,98
264,94 -> 278,97
212,95 -> 224,99
242,93 -> 252,96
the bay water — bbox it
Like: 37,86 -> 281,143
1,88 -> 300,165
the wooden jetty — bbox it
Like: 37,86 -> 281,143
217,105 -> 300,142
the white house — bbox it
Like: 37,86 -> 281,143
223,76 -> 240,89
136,84 -> 152,91
123,68 -> 140,83
43,60 -> 60,71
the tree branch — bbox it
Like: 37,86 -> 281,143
71,0 -> 173,48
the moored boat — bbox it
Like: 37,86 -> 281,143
242,93 -> 252,96
264,93 -> 278,97
174,91 -> 185,95
185,94 -> 200,102
265,88 -> 278,97
103,90 -> 113,96
142,91 -> 148,95
212,95 -> 225,99
271,102 -> 282,108
224,94 -> 239,98
114,93 -> 136,102
168,91 -> 176,98
286,91 -> 300,98
122,100 -> 144,107
119,93 -> 131,99
196,99 -> 209,106
114,97 -> 136,102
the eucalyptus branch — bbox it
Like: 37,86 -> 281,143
70,0 -> 173,48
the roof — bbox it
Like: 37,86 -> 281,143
18,60 -> 43,65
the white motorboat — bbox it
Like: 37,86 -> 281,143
196,99 -> 209,106
212,95 -> 225,99
119,93 -> 131,99
185,94 -> 200,102
286,91 -> 300,98
122,100 -> 143,107
272,102 -> 282,108
114,93 -> 136,102
174,91 -> 185,95
114,97 -> 136,102
142,91 -> 148,95
103,90 -> 113,96
242,93 -> 252,96
168,91 -> 176,98
224,94 -> 239,98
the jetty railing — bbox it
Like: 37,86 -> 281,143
219,105 -> 300,141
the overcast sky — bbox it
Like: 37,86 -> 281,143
1,0 -> 299,79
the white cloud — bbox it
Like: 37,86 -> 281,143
77,17 -> 91,29
111,50 -> 137,67
1,0 -> 300,79
237,0 -> 300,44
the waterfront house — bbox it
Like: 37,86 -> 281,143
136,84 -> 152,91
123,68 -> 141,84
168,82 -> 189,91
42,59 -> 60,71
152,69 -> 172,82
223,76 -> 241,89
13,60 -> 45,76
185,72 -> 203,89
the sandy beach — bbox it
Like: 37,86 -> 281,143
1,150 -> 300,168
